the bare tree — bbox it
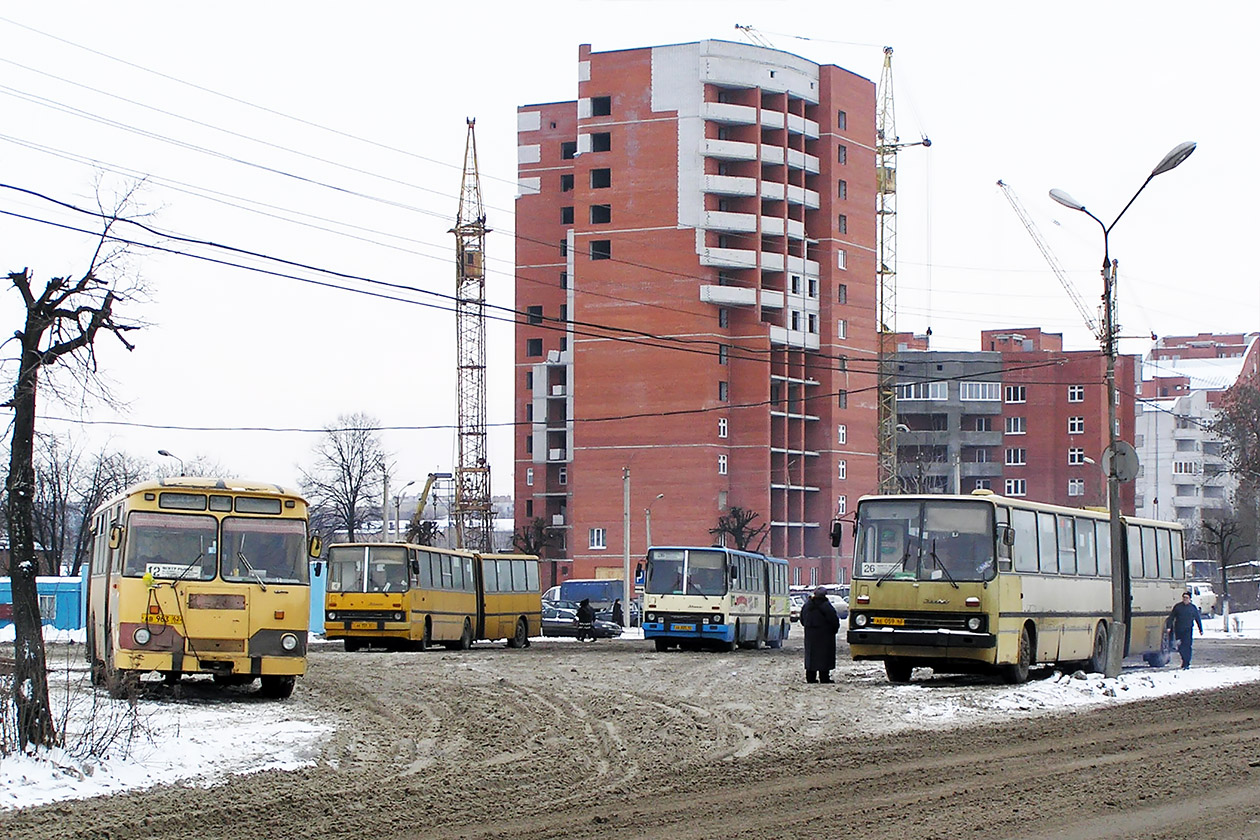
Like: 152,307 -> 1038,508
709,507 -> 768,552
1200,513 -> 1252,609
511,517 -> 559,556
406,518 -> 443,547
31,433 -> 79,576
68,449 -> 149,576
3,241 -> 141,749
299,413 -> 386,542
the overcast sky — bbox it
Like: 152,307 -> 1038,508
0,1 -> 1250,498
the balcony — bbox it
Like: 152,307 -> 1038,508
786,149 -> 820,173
703,139 -> 758,161
786,218 -> 805,240
958,430 -> 1004,446
547,448 -> 567,462
760,181 -> 785,201
699,284 -> 757,307
702,210 -> 758,233
759,289 -> 785,309
786,255 -> 820,276
760,145 -> 785,166
699,247 -> 758,269
786,185 -> 821,209
769,325 -> 820,351
761,216 -> 785,236
760,110 -> 786,130
702,102 -> 757,125
760,251 -> 785,272
704,175 -> 758,197
959,462 -> 1003,478
787,114 -> 820,138
898,430 -> 951,446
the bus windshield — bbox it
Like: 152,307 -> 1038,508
124,512 -> 218,580
221,517 -> 310,585
854,500 -> 996,583
645,549 -> 728,596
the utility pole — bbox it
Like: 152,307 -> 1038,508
622,467 -> 631,617
451,119 -> 494,552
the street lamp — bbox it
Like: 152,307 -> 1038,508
1082,456 -> 1106,509
645,493 -> 665,549
157,449 -> 185,476
1050,141 -> 1195,677
394,480 -> 415,542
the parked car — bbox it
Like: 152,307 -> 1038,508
541,601 -> 622,639
789,592 -> 807,622
1187,581 -> 1218,617
789,585 -> 849,621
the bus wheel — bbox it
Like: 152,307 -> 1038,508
507,618 -> 529,649
1003,626 -> 1033,684
653,639 -> 670,652
1086,623 -> 1108,673
344,638 -> 363,653
86,623 -> 106,687
259,675 -> 296,699
414,622 -> 430,652
162,670 -> 181,686
885,658 -> 913,683
455,620 -> 473,650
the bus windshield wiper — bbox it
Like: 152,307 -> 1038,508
876,549 -> 914,587
171,553 -> 205,584
236,551 -> 268,591
928,540 -> 959,589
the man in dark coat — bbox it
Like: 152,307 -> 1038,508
799,586 -> 841,683
1167,591 -> 1204,669
610,598 -> 625,626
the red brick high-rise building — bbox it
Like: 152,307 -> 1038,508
515,40 -> 878,588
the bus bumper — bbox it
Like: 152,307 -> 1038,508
642,619 -> 732,642
847,628 -> 995,649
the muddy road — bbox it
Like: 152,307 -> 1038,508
5,635 -> 1260,840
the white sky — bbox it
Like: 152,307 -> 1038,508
1,1 -> 1252,496
4,616 -> 1259,810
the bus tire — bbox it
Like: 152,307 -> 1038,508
1003,625 -> 1033,684
414,620 -> 430,652
767,620 -> 786,649
885,658 -> 913,683
1086,622 -> 1108,673
654,639 -> 670,652
162,670 -> 181,686
86,621 -> 107,687
455,619 -> 473,650
259,675 -> 296,699
507,618 -> 529,649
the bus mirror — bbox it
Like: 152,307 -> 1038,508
830,520 -> 843,549
108,524 -> 123,550
1001,526 -> 1016,547
308,535 -> 323,558
410,559 -> 420,575
729,566 -> 738,580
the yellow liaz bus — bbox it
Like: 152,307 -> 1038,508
845,490 -> 1185,684
84,478 -> 321,699
641,546 -> 791,652
323,543 -> 541,651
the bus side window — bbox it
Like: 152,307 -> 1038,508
1011,509 -> 1038,573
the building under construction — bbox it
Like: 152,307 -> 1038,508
514,40 -> 879,587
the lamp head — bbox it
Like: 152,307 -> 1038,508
1049,188 -> 1086,212
1151,141 -> 1196,177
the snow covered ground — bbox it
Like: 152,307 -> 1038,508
1,612 -> 1257,811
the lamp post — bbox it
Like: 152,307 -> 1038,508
1082,456 -> 1106,509
1051,141 -> 1195,677
645,493 -> 665,550
157,449 -> 185,476
394,480 -> 415,542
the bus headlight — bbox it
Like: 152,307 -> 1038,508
854,614 -> 869,628
326,611 -> 337,621
133,627 -> 152,646
394,612 -> 404,622
280,633 -> 299,651
646,613 -> 656,622
710,614 -> 724,624
967,617 -> 982,632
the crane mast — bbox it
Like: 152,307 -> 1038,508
451,119 -> 494,552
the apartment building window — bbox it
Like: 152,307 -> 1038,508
525,404 -> 533,422
975,416 -> 992,432
559,271 -> 568,289
1005,479 -> 1027,497
836,319 -> 848,339
525,371 -> 533,389
590,240 -> 611,260
559,240 -> 568,257
975,479 -> 991,490
718,454 -> 728,475
973,449 -> 990,463
1135,434 -> 1145,448
719,308 -> 729,328
837,424 -> 847,445
838,144 -> 847,164
808,277 -> 818,298
1068,478 -> 1085,497
561,141 -> 577,160
898,381 -> 947,400
1005,448 -> 1027,466
838,180 -> 848,200
558,467 -> 567,485
1005,385 -> 1027,403
525,500 -> 533,517
561,173 -> 574,192
838,459 -> 847,480
526,435 -> 533,454
591,168 -> 611,188
590,132 -> 611,152
837,110 -> 847,130
559,304 -> 568,322
718,417 -> 728,438
526,338 -> 543,357
838,389 -> 848,409
1005,416 -> 1026,435
561,206 -> 574,224
719,345 -> 729,365
1068,384 -> 1085,402
1068,447 -> 1086,465
808,313 -> 818,334
527,305 -> 543,325
837,283 -> 848,304
719,381 -> 729,401
1068,416 -> 1085,434
959,381 -> 1000,401
590,204 -> 611,224
837,355 -> 847,371
526,467 -> 534,486
591,95 -> 612,116
837,495 -> 847,515
589,528 -> 607,550
1173,461 -> 1200,475
837,214 -> 848,235
791,310 -> 801,330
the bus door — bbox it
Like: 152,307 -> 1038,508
475,556 -> 488,641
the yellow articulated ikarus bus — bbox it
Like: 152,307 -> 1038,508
84,478 -> 321,698
845,490 -> 1185,684
323,543 -> 541,651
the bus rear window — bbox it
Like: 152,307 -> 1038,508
159,492 -> 207,511
235,497 -> 283,515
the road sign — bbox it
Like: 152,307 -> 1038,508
1103,441 -> 1140,483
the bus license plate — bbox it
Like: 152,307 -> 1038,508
351,621 -> 378,630
872,617 -> 905,626
672,623 -> 695,632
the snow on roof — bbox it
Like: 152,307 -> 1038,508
1142,354 -> 1248,391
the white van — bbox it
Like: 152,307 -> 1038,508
1187,581 -> 1217,617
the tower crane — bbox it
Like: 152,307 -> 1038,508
734,24 -> 774,47
875,47 -> 931,495
996,179 -> 1100,339
451,119 -> 494,552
